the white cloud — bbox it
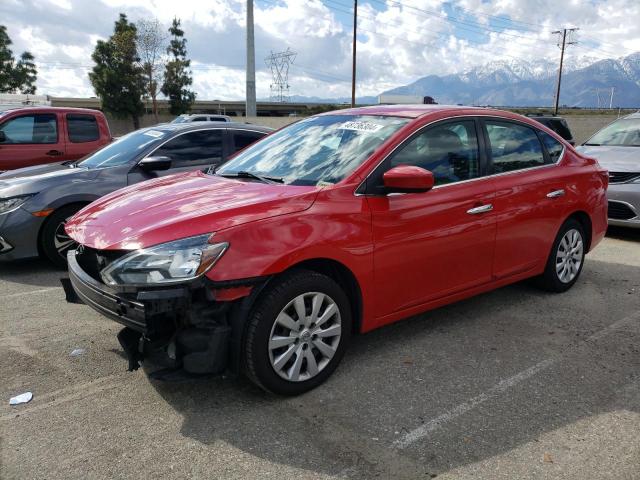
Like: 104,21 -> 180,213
1,0 -> 639,100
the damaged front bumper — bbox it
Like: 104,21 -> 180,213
63,248 -> 261,376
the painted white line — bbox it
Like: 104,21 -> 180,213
2,287 -> 59,299
394,310 -> 640,449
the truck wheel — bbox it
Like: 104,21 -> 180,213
244,269 -> 352,395
40,205 -> 83,269
535,218 -> 586,293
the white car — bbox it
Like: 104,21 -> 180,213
577,112 -> 640,228
171,114 -> 232,124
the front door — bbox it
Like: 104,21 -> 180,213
0,113 -> 65,170
365,118 -> 497,320
127,128 -> 225,185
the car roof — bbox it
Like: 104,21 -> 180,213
0,106 -> 103,115
143,122 -> 273,134
320,104 -> 487,119
624,111 -> 640,119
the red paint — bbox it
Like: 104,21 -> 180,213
66,106 -> 608,334
0,107 -> 111,170
382,165 -> 434,192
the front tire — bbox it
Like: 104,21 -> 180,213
535,218 -> 586,293
40,205 -> 83,269
244,269 -> 352,395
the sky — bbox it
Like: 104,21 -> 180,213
1,0 -> 639,100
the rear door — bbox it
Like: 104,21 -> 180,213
0,112 -> 65,170
64,113 -> 104,161
481,118 -> 568,279
230,129 -> 267,155
127,128 -> 225,184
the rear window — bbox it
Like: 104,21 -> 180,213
67,114 -> 99,143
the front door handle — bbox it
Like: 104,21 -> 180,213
467,204 -> 493,215
546,189 -> 565,199
46,150 -> 63,156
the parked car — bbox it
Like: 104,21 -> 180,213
62,105 -> 608,395
0,122 -> 271,266
171,114 -> 232,123
526,114 -> 575,145
577,112 -> 640,228
0,107 -> 112,171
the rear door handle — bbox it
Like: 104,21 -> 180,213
546,189 -> 565,199
467,204 -> 493,215
46,150 -> 64,156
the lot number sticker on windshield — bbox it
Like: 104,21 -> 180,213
339,121 -> 384,133
143,130 -> 164,138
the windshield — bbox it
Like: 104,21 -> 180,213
585,118 -> 640,146
171,116 -> 188,124
79,128 -> 168,169
216,114 -> 409,185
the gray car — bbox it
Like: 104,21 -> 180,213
0,122 -> 271,266
577,112 -> 640,228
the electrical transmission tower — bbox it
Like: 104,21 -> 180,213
265,48 -> 297,102
552,27 -> 579,114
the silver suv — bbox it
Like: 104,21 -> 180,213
171,114 -> 232,124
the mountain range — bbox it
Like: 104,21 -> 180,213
289,52 -> 640,107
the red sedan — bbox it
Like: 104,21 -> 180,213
64,105 -> 608,395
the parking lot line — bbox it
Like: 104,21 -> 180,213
2,287 -> 59,299
393,310 -> 640,449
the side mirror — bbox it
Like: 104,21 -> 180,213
383,165 -> 434,194
0,131 -> 6,143
138,156 -> 172,171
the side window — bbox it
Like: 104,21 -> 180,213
233,131 -> 264,152
389,120 -> 480,186
153,130 -> 223,167
67,114 -> 99,143
0,114 -> 57,144
539,131 -> 564,163
192,117 -> 208,122
485,121 -> 545,173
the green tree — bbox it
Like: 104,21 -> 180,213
89,14 -> 145,129
161,18 -> 195,115
0,25 -> 38,94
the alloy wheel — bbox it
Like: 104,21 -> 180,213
268,292 -> 342,382
53,218 -> 76,260
555,228 -> 583,283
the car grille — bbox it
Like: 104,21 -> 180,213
75,245 -> 127,282
608,201 -> 637,220
608,172 -> 640,184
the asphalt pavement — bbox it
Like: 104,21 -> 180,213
1,227 -> 639,479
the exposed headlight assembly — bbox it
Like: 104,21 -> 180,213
0,194 -> 34,214
100,234 -> 228,286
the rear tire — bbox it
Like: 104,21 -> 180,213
244,269 -> 352,395
40,204 -> 83,269
535,218 -> 586,293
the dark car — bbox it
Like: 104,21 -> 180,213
526,114 -> 575,145
0,122 -> 271,266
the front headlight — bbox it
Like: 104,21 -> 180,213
100,234 -> 228,286
0,194 -> 34,214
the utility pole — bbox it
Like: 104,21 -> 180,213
246,0 -> 257,117
552,27 -> 578,115
351,0 -> 357,108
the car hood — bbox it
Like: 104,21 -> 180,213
66,171 -> 320,250
576,145 -> 640,172
0,162 -> 96,196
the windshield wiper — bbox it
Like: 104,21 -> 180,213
583,143 -> 601,146
218,171 -> 284,184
